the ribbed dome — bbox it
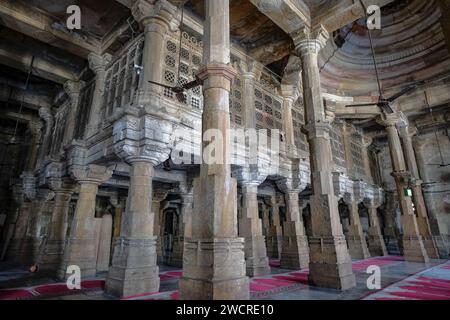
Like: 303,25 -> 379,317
319,0 -> 449,99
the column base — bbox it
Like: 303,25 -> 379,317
422,236 -> 439,259
266,235 -> 282,259
402,235 -> 430,263
308,236 -> 356,291
37,239 -> 65,272
105,237 -> 160,298
243,235 -> 270,277
384,234 -> 402,255
280,235 -> 309,270
367,227 -> 388,257
432,235 -> 449,259
346,227 -> 370,260
57,237 -> 98,280
168,236 -> 184,268
179,237 -> 249,300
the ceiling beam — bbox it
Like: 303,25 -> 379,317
0,84 -> 52,110
0,0 -> 101,58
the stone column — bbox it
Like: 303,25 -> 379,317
280,190 -> 309,269
362,136 -> 375,184
266,195 -> 283,259
37,107 -> 53,169
96,213 -> 113,272
398,124 -> 439,259
57,165 -> 112,279
377,113 -> 429,263
364,199 -> 388,257
171,192 -> 193,268
281,85 -> 296,147
343,193 -> 370,260
179,0 -> 248,300
132,0 -> 178,96
341,123 -> 356,179
294,26 -> 355,290
152,188 -> 169,263
383,191 -> 402,254
38,178 -> 75,272
63,81 -> 84,147
110,196 -> 125,240
238,183 -> 270,276
106,161 -> 160,297
261,202 -> 270,237
239,60 -> 259,128
85,53 -> 113,139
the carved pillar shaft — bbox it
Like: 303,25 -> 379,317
294,26 -> 355,290
267,195 -> 283,259
85,53 -> 112,138
239,184 -> 270,276
398,125 -> 439,259
281,91 -> 295,146
344,198 -> 370,260
378,114 -> 429,263
63,81 -> 84,146
280,191 -> 309,270
106,161 -> 160,297
366,203 -> 388,257
37,107 -> 53,168
180,0 -> 249,300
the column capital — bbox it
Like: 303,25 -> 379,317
70,164 -> 113,185
292,25 -> 330,56
88,53 -> 113,74
28,118 -> 44,141
132,0 -> 179,31
362,135 -> 373,148
64,80 -> 84,97
376,113 -> 401,128
197,63 -> 237,85
237,60 -> 261,79
38,106 -> 53,123
48,177 -> 76,194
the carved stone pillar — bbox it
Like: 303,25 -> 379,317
96,213 -> 113,272
153,188 -> 169,264
279,190 -> 309,269
170,192 -> 193,268
383,191 -> 402,254
110,196 -> 125,240
132,0 -> 179,97
36,107 -> 54,169
57,165 -> 112,279
364,198 -> 388,257
398,123 -> 439,259
294,25 -> 355,289
239,60 -> 260,128
377,113 -> 429,263
63,81 -> 85,147
281,85 -> 296,147
266,195 -> 283,259
261,202 -> 270,237
362,136 -> 375,184
106,161 -> 161,297
85,53 -> 113,138
239,183 -> 270,276
179,0 -> 248,300
38,178 -> 75,272
343,193 -> 370,260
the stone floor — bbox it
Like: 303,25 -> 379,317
0,256 -> 449,300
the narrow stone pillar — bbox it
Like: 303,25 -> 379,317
261,203 -> 270,238
38,178 -> 75,272
341,123 -> 356,179
364,199 -> 388,257
57,165 -> 112,279
132,0 -> 178,96
239,61 -> 259,128
5,197 -> 32,263
96,213 -> 113,272
37,107 -> 53,169
362,136 -> 375,184
281,85 -> 296,147
343,194 -> 370,260
294,26 -> 355,290
398,124 -> 439,259
110,196 -> 125,239
152,189 -> 169,263
106,161 -> 160,297
266,195 -> 283,259
171,193 -> 193,268
377,113 -> 429,263
63,81 -> 84,147
179,0 -> 248,300
85,53 -> 113,138
280,190 -> 309,269
239,183 -> 270,276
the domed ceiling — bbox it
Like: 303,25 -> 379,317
318,0 -> 450,100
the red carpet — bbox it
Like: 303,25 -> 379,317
0,289 -> 34,300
